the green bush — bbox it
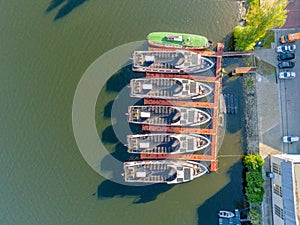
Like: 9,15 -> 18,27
246,76 -> 254,88
248,207 -> 263,225
246,172 -> 264,186
245,172 -> 265,206
243,154 -> 265,206
244,154 -> 264,171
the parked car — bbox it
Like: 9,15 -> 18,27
277,53 -> 295,61
278,71 -> 296,79
288,44 -> 297,52
278,61 -> 295,69
280,32 -> 300,44
282,136 -> 299,143
276,44 -> 296,53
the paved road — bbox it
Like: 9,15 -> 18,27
274,28 -> 300,153
258,5 -> 300,223
283,0 -> 300,29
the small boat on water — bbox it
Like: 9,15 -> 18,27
123,160 -> 208,184
147,32 -> 212,49
218,210 -> 235,218
127,105 -> 211,126
126,133 -> 211,154
132,50 -> 214,74
130,77 -> 213,100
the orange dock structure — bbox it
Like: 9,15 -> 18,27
232,67 -> 257,75
149,46 -> 253,58
139,43 -> 229,171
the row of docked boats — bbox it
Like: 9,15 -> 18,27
122,32 -> 214,184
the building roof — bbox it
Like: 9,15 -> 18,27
273,154 -> 300,224
294,164 -> 300,223
281,161 -> 297,224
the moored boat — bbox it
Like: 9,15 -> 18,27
218,210 -> 235,218
126,133 -> 211,154
132,50 -> 214,74
147,32 -> 212,49
130,77 -> 212,100
127,105 -> 211,126
123,160 -> 208,184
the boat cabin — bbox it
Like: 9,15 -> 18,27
165,35 -> 183,42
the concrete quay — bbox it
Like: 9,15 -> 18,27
253,27 -> 300,225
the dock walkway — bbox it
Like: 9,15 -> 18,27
141,43 -> 226,171
232,67 -> 256,75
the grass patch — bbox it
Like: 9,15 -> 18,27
255,57 -> 276,76
246,76 -> 254,88
261,30 -> 275,48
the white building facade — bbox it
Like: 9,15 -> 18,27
270,154 -> 300,225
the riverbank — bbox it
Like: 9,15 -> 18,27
241,44 -> 283,225
236,0 -> 247,26
242,73 -> 259,155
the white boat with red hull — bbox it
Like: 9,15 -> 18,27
127,105 -> 211,126
130,77 -> 212,100
132,50 -> 214,74
123,160 -> 208,184
126,133 -> 211,154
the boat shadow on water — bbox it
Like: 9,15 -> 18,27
105,63 -> 144,93
45,0 -> 89,21
97,180 -> 175,204
97,141 -> 175,204
96,64 -> 175,204
197,161 -> 248,225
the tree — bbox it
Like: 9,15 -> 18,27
234,0 -> 288,50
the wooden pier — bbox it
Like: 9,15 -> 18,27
145,73 -> 216,82
232,67 -> 256,75
140,43 -> 228,171
149,46 -> 253,58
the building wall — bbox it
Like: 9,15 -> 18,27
271,156 -> 285,225
271,154 -> 300,225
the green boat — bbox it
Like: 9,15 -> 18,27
147,32 -> 212,49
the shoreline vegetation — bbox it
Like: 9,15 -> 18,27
234,0 -> 288,50
242,71 -> 264,225
243,154 -> 264,225
234,0 -> 289,224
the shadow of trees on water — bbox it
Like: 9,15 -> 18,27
221,32 -> 235,52
46,0 -> 89,20
197,161 -> 249,225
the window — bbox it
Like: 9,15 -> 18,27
273,184 -> 282,197
272,163 -> 281,175
275,204 -> 284,220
